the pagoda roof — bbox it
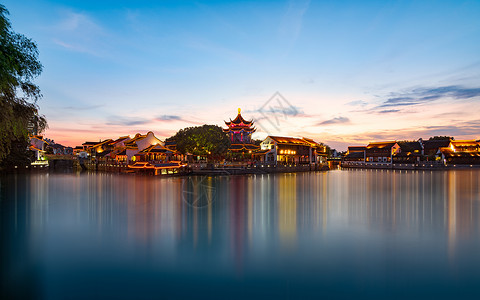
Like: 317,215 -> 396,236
224,108 -> 254,127
228,143 -> 260,152
223,126 -> 256,133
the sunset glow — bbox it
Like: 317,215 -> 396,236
4,0 -> 480,150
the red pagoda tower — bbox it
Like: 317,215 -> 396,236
224,108 -> 259,153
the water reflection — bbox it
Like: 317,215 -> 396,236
1,170 -> 480,299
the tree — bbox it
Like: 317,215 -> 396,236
0,4 -> 47,167
166,125 -> 230,160
428,136 -> 454,141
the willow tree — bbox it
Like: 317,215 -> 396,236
0,4 -> 47,167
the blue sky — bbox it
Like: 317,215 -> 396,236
3,0 -> 480,149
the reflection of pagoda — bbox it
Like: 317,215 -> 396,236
224,108 -> 259,153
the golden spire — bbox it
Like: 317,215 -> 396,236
238,107 -> 241,114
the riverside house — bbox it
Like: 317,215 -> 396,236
438,140 -> 480,165
259,136 -> 327,165
365,142 -> 400,164
124,132 -> 163,163
343,138 -> 480,168
343,146 -> 366,163
393,141 -> 423,163
29,135 -> 49,161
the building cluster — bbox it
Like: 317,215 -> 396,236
343,138 -> 480,167
28,108 -> 328,168
29,135 -> 73,161
223,108 -> 328,165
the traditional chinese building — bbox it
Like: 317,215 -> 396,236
223,108 -> 259,155
438,140 -> 480,165
343,146 -> 366,162
259,136 -> 327,165
365,141 -> 400,163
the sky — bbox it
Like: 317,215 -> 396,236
3,0 -> 480,150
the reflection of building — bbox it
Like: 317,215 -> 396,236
223,108 -> 259,154
278,175 -> 297,246
259,136 -> 327,165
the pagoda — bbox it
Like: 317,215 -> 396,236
224,108 -> 259,153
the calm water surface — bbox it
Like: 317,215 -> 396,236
1,169 -> 480,299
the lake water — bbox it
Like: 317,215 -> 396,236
1,169 -> 480,299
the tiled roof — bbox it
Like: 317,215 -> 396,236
224,109 -> 254,127
366,141 -> 397,149
344,152 -> 364,159
398,141 -> 422,152
91,139 -> 113,148
422,140 -> 451,149
348,146 -> 366,152
223,126 -> 256,133
268,136 -> 308,145
110,136 -> 130,145
450,140 -> 480,147
124,133 -> 147,146
138,144 -> 175,154
439,147 -> 480,158
229,143 -> 260,151
302,137 -> 322,147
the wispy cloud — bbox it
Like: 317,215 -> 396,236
345,100 -> 368,107
377,109 -> 400,114
106,117 -> 151,126
379,85 -> 480,108
280,0 -> 310,39
52,10 -> 107,56
317,116 -> 350,125
60,104 -> 104,111
156,115 -> 183,121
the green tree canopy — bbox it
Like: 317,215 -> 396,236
0,4 -> 47,167
166,125 -> 230,159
